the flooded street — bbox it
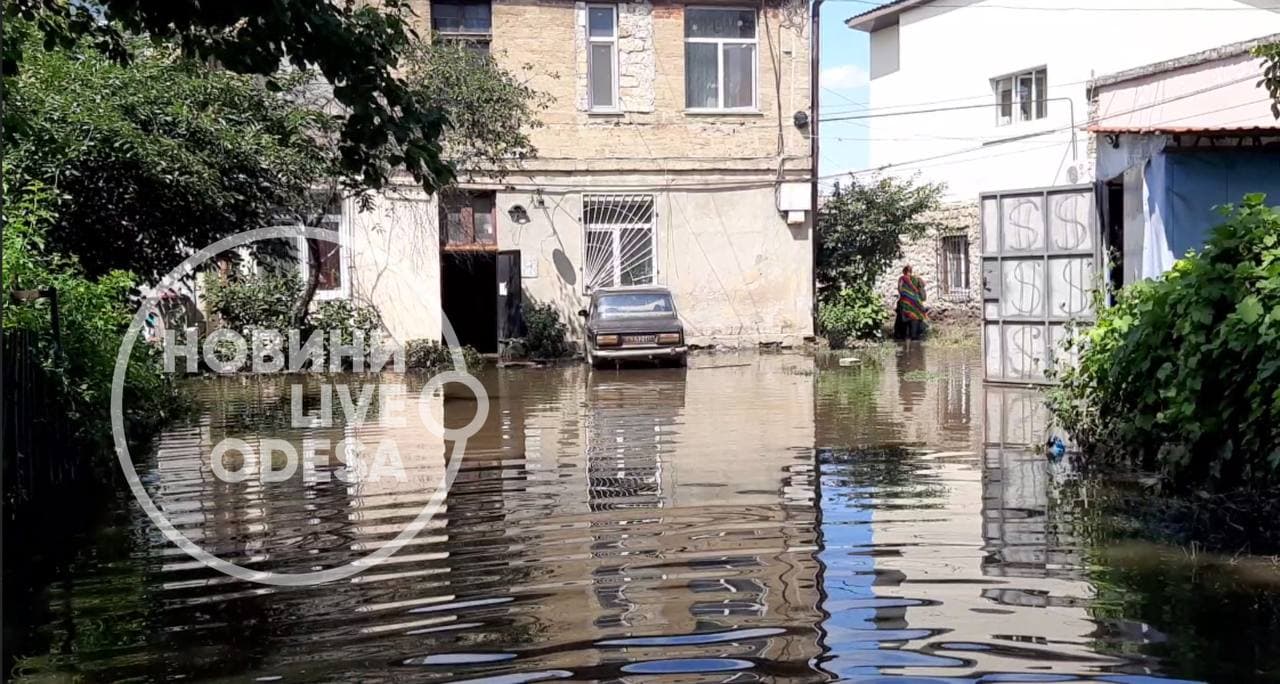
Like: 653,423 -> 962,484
12,345 -> 1280,682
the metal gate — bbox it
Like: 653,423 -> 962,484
981,185 -> 1099,383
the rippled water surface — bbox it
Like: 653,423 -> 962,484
12,345 -> 1280,681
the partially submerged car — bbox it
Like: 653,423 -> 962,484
579,286 -> 688,368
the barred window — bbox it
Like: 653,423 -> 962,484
583,194 -> 655,291
940,235 -> 970,297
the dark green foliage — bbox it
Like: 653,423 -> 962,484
403,42 -> 552,177
818,287 -> 887,347
521,300 -> 569,360
202,271 -> 303,336
5,34 -> 332,280
405,339 -> 484,372
1049,194 -> 1280,491
5,0 -> 453,193
2,183 -> 179,443
310,299 -> 383,349
1254,42 -> 1280,118
817,175 -> 944,301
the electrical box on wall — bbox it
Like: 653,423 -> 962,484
777,182 -> 811,225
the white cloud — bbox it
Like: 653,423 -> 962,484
820,63 -> 869,91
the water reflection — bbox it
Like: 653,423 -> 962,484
11,348 -> 1280,681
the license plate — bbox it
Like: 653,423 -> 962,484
622,334 -> 656,345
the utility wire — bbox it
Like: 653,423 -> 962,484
820,73 -> 1255,123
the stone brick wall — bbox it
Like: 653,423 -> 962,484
874,201 -> 982,325
408,0 -> 811,174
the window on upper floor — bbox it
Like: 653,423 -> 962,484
684,7 -> 757,111
441,190 -> 497,249
432,0 -> 492,53
587,5 -> 619,110
993,68 -> 1046,126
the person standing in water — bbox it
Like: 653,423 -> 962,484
896,265 -> 928,340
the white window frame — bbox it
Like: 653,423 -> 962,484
297,197 -> 352,301
581,193 -> 658,293
993,67 -> 1047,127
684,6 -> 758,113
586,4 -> 620,112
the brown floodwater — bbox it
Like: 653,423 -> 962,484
10,344 -> 1280,682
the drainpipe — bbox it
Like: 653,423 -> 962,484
809,0 -> 825,338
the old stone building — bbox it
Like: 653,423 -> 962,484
873,203 -> 982,325
331,0 -> 815,353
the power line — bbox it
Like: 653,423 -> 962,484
834,74 -> 1265,176
820,73 -> 1255,123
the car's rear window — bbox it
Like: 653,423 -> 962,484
597,293 -> 675,318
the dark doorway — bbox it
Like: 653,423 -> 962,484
496,250 -> 524,343
1105,179 -> 1124,298
440,252 -> 498,353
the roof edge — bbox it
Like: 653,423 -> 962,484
844,0 -> 931,32
1089,33 -> 1280,91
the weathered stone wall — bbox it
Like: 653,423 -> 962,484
408,0 -> 812,173
874,201 -> 982,325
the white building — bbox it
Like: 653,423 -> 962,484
846,0 -> 1280,201
844,0 -> 1280,381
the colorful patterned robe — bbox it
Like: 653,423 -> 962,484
898,275 -> 928,322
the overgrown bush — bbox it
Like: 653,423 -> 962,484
202,270 -> 302,335
311,299 -> 382,345
2,183 -> 179,444
819,287 -> 888,347
405,339 -> 484,372
817,175 -> 944,298
522,300 -> 569,360
1049,194 -> 1280,491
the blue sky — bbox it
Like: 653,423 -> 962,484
817,0 -> 882,177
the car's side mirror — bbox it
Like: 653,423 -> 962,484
577,308 -> 589,318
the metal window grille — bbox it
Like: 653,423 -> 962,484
940,234 -> 970,298
583,194 -> 656,292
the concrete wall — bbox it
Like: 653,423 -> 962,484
352,175 -> 814,348
348,191 -> 444,343
873,201 -> 982,324
498,175 -> 814,347
858,0 -> 1280,201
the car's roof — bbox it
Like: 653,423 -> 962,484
591,286 -> 673,296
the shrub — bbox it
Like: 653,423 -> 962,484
2,183 -> 179,445
1049,194 -> 1280,491
819,287 -> 888,348
202,270 -> 302,335
522,300 -> 569,360
405,339 -> 484,372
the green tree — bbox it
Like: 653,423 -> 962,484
4,35 -> 333,280
403,42 -> 553,179
2,182 -> 178,445
1255,42 -> 1280,118
817,175 -> 945,301
4,0 -> 453,193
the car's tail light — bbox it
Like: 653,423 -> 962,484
596,334 -> 621,347
657,333 -> 682,345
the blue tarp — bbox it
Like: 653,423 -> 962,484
1160,148 -> 1280,257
